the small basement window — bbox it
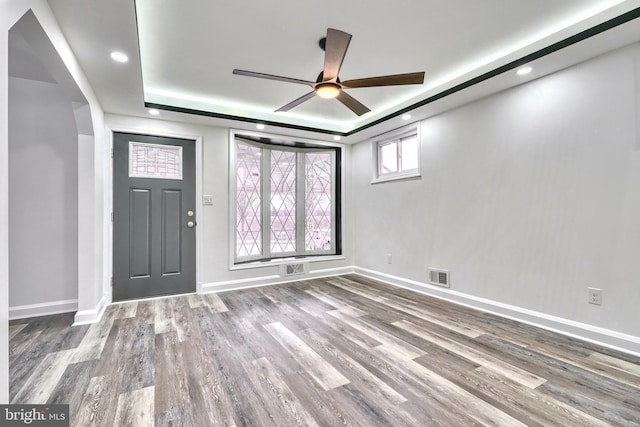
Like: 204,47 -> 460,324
372,124 -> 420,183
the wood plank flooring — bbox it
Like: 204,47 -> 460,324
8,274 -> 640,426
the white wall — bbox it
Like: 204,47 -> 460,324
2,0 -> 108,402
8,76 -> 78,307
1,0 -> 10,406
105,114 -> 355,291
352,43 -> 640,349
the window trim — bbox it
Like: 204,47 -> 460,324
370,123 -> 421,184
229,129 -> 343,267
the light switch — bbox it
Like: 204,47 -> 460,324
202,195 -> 214,205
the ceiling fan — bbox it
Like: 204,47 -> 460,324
232,28 -> 425,116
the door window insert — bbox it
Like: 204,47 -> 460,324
129,141 -> 183,179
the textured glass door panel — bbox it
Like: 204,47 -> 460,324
270,150 -> 296,253
236,142 -> 262,257
129,188 -> 151,278
129,142 -> 183,179
305,152 -> 332,251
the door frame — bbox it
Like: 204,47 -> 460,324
106,126 -> 204,302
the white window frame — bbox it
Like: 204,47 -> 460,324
371,123 -> 421,184
230,130 -> 341,266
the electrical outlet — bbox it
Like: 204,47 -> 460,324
387,254 -> 392,264
588,287 -> 602,305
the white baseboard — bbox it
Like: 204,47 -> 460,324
31,266 -> 637,355
73,294 -> 108,325
200,265 -> 357,294
9,299 -> 78,320
354,267 -> 640,357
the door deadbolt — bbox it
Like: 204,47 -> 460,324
187,221 -> 196,228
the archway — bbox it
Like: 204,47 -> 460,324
6,9 -> 96,398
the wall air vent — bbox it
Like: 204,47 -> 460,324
280,263 -> 307,277
429,268 -> 450,288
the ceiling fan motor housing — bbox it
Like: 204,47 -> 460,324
319,37 -> 327,51
316,71 -> 341,84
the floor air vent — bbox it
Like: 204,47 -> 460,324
281,263 -> 306,277
429,268 -> 450,288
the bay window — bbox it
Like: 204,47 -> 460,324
232,133 -> 340,264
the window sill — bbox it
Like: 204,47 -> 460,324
370,171 -> 421,185
230,255 -> 346,271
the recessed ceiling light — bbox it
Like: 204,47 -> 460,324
110,51 -> 129,63
517,66 -> 532,76
402,114 -> 411,120
333,135 -> 341,141
256,124 -> 265,130
148,109 -> 160,116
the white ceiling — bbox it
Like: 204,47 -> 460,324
46,0 -> 640,141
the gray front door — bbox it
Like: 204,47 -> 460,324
113,132 -> 196,301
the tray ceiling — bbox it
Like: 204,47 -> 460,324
47,0 -> 640,137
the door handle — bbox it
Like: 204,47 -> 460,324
187,221 -> 196,228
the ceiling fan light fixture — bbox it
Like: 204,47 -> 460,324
233,28 -> 424,116
315,83 -> 341,99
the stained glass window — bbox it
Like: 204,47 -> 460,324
305,152 -> 332,251
235,142 -> 262,257
270,151 -> 297,253
129,142 -> 182,179
234,138 -> 338,262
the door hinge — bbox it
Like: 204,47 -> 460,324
111,148 -> 114,158
111,212 -> 114,222
110,276 -> 114,287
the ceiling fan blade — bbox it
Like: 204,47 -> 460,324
275,91 -> 317,112
233,69 -> 314,87
336,91 -> 370,116
341,72 -> 425,88
323,28 -> 352,82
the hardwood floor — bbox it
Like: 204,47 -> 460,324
8,274 -> 640,426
